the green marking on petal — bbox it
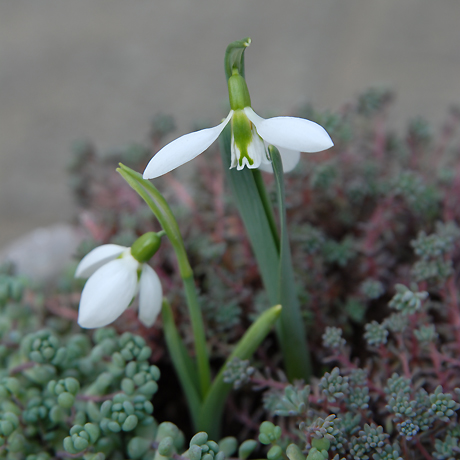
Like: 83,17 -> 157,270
232,110 -> 254,166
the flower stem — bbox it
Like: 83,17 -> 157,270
117,165 -> 211,398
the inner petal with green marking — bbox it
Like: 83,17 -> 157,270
230,109 -> 268,170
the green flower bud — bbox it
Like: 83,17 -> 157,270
190,432 -> 208,447
122,415 -> 138,432
131,233 -> 161,263
158,436 -> 175,457
128,437 -> 151,459
286,444 -> 305,460
238,440 -> 258,459
267,445 -> 283,460
218,437 -> 237,457
188,445 -> 202,460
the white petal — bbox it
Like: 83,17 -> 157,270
138,264 -> 163,327
143,111 -> 233,179
75,244 -> 127,278
258,148 -> 301,173
78,258 -> 138,329
244,107 -> 333,153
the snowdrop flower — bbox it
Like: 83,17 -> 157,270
143,69 -> 333,179
75,233 -> 163,329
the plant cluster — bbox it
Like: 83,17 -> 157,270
3,73 -> 458,459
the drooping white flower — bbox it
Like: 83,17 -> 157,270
143,71 -> 333,179
75,235 -> 163,329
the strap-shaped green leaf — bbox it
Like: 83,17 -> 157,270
270,146 -> 312,380
218,127 -> 280,303
161,299 -> 201,428
198,304 -> 281,438
219,132 -> 311,381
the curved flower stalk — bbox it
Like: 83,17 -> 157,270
75,233 -> 163,329
143,68 -> 333,179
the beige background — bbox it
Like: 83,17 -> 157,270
2,0 -> 460,248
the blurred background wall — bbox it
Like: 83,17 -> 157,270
2,0 -> 460,249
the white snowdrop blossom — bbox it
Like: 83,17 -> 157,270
143,71 -> 333,179
75,235 -> 163,329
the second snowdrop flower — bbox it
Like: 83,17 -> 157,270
75,232 -> 163,329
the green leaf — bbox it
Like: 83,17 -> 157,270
270,146 -> 311,380
198,304 -> 281,439
218,127 -> 280,303
161,299 -> 201,428
219,131 -> 311,380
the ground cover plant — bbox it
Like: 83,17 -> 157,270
1,39 -> 460,460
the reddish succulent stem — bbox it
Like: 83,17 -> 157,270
396,334 -> 412,379
415,438 -> 433,460
446,277 -> 460,346
9,361 -> 35,375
